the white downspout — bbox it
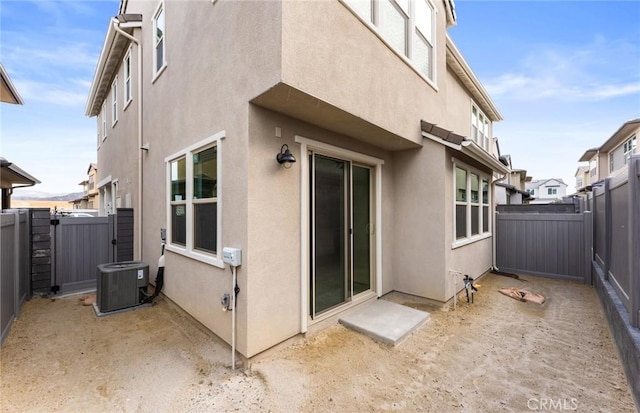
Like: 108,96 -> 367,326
111,18 -> 143,261
491,172 -> 508,271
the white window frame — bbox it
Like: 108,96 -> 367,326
547,187 -> 557,195
623,135 -> 637,164
165,131 -> 225,268
453,160 -> 491,248
471,103 -> 489,151
101,101 -> 107,141
123,48 -> 132,109
341,0 -> 437,88
152,1 -> 167,82
111,77 -> 118,126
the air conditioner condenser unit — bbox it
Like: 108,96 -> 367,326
96,261 -> 149,313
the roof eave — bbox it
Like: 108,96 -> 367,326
599,118 -> 640,152
85,15 -> 141,117
0,63 -> 24,105
445,34 -> 502,122
578,148 -> 598,162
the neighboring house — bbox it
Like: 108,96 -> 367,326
85,0 -> 509,359
70,163 -> 99,209
1,64 -> 38,209
494,155 -> 530,205
0,158 -> 40,209
525,179 -> 567,204
577,118 -> 639,189
574,165 -> 589,192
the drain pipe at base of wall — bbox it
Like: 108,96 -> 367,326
111,17 -> 144,261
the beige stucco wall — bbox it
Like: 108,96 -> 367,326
245,106 -> 395,356
91,0 -> 502,358
113,0 -> 285,356
280,0 -> 450,147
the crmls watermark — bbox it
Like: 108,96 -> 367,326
527,398 -> 578,411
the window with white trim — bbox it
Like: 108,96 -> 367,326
547,187 -> 557,195
471,104 -> 489,151
624,135 -> 637,163
124,49 -> 132,106
589,158 -> 597,177
111,77 -> 118,125
153,3 -> 166,76
343,0 -> 435,82
166,132 -> 223,264
101,101 -> 107,140
455,163 -> 490,242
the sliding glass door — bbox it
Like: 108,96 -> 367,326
310,153 -> 373,317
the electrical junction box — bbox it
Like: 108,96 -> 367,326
223,247 -> 242,266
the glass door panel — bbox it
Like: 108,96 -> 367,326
312,155 -> 349,314
352,165 -> 371,295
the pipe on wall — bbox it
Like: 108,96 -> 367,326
111,18 -> 143,261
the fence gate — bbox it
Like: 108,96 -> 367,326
495,210 -> 592,284
50,208 -> 133,295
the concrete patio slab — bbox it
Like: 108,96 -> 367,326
339,298 -> 430,345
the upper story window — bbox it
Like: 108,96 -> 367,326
589,158 -> 597,177
166,131 -> 224,267
111,77 -> 118,125
124,49 -> 132,107
623,135 -> 637,163
471,104 -> 489,151
547,187 -> 557,195
454,162 -> 490,245
101,101 -> 107,140
343,0 -> 436,83
576,176 -> 583,188
153,2 -> 166,78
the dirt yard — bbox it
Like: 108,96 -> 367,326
0,273 -> 635,412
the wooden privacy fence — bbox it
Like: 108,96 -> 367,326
590,155 -> 640,328
495,210 -> 592,284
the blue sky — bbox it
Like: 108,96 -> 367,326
1,0 -> 639,195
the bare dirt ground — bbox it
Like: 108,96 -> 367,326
1,273 -> 635,412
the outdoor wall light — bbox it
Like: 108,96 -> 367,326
276,144 -> 296,168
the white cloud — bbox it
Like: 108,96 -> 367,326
484,38 -> 640,102
13,79 -> 90,106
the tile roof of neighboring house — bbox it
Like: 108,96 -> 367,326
578,118 -> 640,162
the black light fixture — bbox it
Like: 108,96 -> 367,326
276,144 -> 296,168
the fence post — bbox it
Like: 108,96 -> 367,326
12,210 -> 20,318
604,178 -> 612,281
629,155 -> 640,328
583,211 -> 593,285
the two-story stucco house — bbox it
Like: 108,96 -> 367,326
494,155 -> 530,205
525,179 -> 567,204
70,163 -> 99,209
85,0 -> 509,359
578,119 -> 639,189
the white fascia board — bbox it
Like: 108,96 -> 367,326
84,20 -> 142,117
85,23 -> 118,117
445,35 -> 503,122
461,141 -> 510,174
0,63 -> 24,105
